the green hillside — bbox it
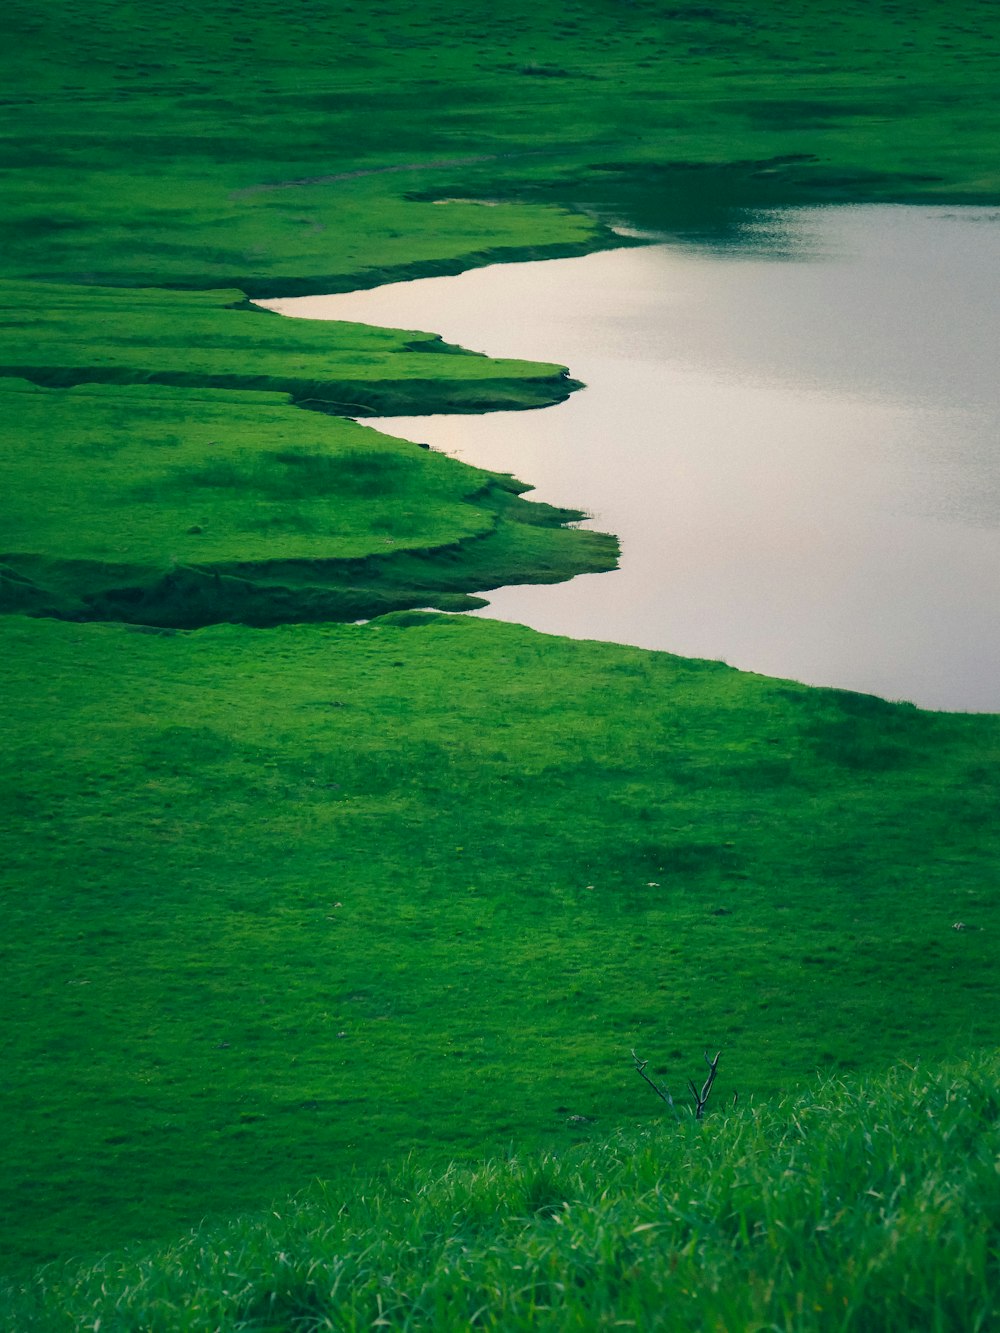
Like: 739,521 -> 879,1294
3,614 -> 998,1268
6,1055 -> 998,1330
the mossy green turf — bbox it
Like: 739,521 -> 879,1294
4,0 -> 1000,1286
3,0 -> 1000,292
0,283 -> 579,412
3,614 -> 999,1268
0,377 -> 614,625
6,1056 -> 1000,1330
0,283 -> 604,621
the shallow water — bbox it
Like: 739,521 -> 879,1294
260,206 -> 1000,711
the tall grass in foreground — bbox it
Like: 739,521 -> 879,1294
8,1056 -> 998,1331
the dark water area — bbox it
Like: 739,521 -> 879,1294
262,207 -> 1000,711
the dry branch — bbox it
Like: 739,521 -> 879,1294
632,1048 -> 722,1119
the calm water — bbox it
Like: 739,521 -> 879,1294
260,207 -> 1000,711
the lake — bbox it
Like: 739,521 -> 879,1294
260,206 -> 1000,712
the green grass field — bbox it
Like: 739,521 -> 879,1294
3,0 -> 1000,1317
7,1055 -> 999,1330
4,0 -> 1000,294
0,283 -> 582,410
0,375 -> 615,625
2,614 -> 999,1272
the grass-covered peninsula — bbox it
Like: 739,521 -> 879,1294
0,285 -> 609,623
0,374 -> 614,626
3,0 -> 1000,1321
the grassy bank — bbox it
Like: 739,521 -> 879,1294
6,1055 -> 998,1330
0,283 -> 583,413
0,284 -> 614,619
2,614 -> 998,1268
0,375 -> 616,625
4,0 -> 1000,294
4,0 -> 1000,1286
4,0 -> 1000,614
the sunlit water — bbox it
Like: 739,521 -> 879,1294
260,206 -> 1000,711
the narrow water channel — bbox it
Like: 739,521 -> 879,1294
261,206 -> 1000,712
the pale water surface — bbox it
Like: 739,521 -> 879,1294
260,207 -> 1000,711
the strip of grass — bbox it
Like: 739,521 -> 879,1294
2,613 -> 998,1269
0,283 -> 610,621
6,1054 -> 998,1330
0,282 -> 581,413
0,378 -> 615,624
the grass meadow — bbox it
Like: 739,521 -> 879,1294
6,1055 -> 999,1329
2,0 -> 1000,1324
4,0 -> 1000,294
2,613 -> 998,1273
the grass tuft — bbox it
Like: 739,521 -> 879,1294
6,1055 -> 999,1331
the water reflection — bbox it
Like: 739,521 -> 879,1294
260,207 -> 1000,712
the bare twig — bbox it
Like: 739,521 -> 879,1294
688,1050 -> 722,1120
633,1048 -> 723,1120
631,1049 -> 680,1119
